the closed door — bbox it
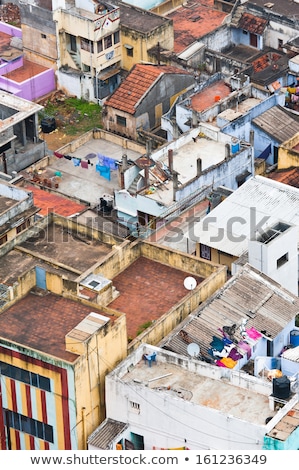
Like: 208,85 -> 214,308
35,266 -> 46,290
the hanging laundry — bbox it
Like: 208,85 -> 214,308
81,160 -> 88,169
72,158 -> 80,167
54,151 -> 64,158
258,144 -> 271,160
97,154 -> 118,170
64,155 -> 72,160
245,327 -> 262,341
96,164 -> 111,180
216,357 -> 237,368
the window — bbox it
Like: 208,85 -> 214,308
277,253 -> 289,268
104,35 -> 112,49
278,38 -> 283,49
114,31 -> 120,44
116,115 -> 126,127
200,243 -> 211,261
0,361 -> 51,392
82,63 -> 91,72
80,37 -> 94,53
4,409 -> 54,443
0,234 -> 7,245
97,39 -> 103,53
16,220 -> 30,234
41,33 -> 46,39
130,401 -> 140,410
70,34 -> 76,52
126,47 -> 133,57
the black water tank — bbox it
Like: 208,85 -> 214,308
272,376 -> 291,399
41,117 -> 56,133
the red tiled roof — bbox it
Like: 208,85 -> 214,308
267,168 -> 299,189
252,52 -> 281,73
23,184 -> 86,216
168,0 -> 227,54
238,13 -> 267,35
104,64 -> 192,114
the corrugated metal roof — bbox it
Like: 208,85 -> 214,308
282,345 -> 299,363
252,106 -> 299,143
161,264 -> 299,360
191,175 -> 299,256
88,419 -> 128,449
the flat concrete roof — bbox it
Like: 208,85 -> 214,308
142,136 -> 226,206
45,137 -> 143,205
0,248 -> 78,285
19,221 -> 112,274
121,355 -> 273,426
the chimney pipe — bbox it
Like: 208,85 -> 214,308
168,148 -> 173,172
197,157 -> 202,176
144,165 -> 150,188
225,143 -> 230,159
173,171 -> 178,201
122,153 -> 128,170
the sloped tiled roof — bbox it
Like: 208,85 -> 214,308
168,0 -> 228,54
268,168 -> 299,189
238,12 -> 267,35
104,64 -> 191,115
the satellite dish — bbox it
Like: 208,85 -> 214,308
184,276 -> 197,291
187,342 -> 200,357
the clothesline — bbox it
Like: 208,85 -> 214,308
54,152 -> 119,178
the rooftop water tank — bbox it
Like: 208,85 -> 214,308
272,376 -> 290,400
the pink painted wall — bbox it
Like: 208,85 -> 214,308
0,68 -> 56,100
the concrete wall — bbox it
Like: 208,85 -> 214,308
56,129 -> 145,157
0,68 -> 56,101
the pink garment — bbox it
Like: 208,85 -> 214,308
80,160 -> 88,169
246,327 -> 262,340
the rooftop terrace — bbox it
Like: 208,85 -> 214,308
108,256 -> 203,339
0,292 -> 115,362
120,348 -> 274,427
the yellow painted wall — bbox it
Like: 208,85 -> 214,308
121,22 -> 174,72
278,147 -> 299,170
73,314 -> 127,448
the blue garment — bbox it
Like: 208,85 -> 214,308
258,144 -> 271,160
72,158 -> 81,167
96,164 -> 111,180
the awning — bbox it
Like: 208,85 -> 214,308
98,68 -> 120,81
124,44 -> 133,50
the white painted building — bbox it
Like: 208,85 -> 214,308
114,124 -> 253,234
88,342 -> 299,450
189,175 -> 299,291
